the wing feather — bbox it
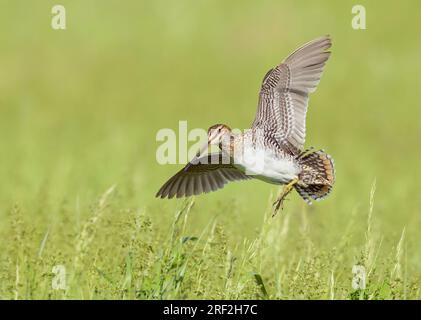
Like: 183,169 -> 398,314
156,153 -> 251,199
252,36 -> 332,152
195,175 -> 203,195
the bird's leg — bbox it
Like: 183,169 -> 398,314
272,178 -> 299,216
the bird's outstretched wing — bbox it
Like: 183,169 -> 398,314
156,153 -> 250,199
252,36 -> 332,154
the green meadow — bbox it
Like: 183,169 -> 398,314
0,0 -> 420,299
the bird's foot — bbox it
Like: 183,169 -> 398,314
272,197 -> 285,216
272,178 -> 299,217
272,192 -> 290,217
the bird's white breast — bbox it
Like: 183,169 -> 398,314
233,147 -> 300,185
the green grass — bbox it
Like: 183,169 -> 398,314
1,182 -> 415,299
0,0 -> 420,299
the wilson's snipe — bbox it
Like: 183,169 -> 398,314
157,36 -> 335,213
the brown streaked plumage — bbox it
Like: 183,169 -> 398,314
157,153 -> 251,199
156,36 -> 335,212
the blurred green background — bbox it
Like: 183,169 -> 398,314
0,0 -> 420,298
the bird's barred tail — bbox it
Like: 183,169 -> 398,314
295,149 -> 335,204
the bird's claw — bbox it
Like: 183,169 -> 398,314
272,201 -> 281,216
272,196 -> 287,217
271,178 -> 299,217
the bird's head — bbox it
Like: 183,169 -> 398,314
192,124 -> 232,163
207,124 -> 232,146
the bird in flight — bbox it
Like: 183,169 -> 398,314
156,36 -> 335,213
